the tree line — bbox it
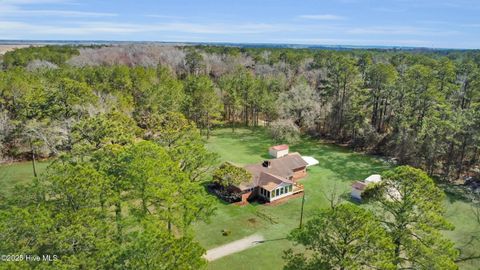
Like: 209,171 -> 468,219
0,109 -> 218,269
0,44 -> 478,269
1,45 -> 478,182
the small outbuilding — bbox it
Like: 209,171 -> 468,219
269,144 -> 289,158
351,174 -> 382,201
351,181 -> 367,200
364,174 -> 382,184
301,156 -> 319,167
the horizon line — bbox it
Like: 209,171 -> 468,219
0,39 -> 477,51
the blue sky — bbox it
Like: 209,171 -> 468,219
0,0 -> 479,48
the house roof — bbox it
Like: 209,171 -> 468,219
269,153 -> 308,174
270,144 -> 289,151
237,153 -> 308,191
258,172 -> 293,191
352,181 -> 367,191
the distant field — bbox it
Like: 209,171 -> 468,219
0,45 -> 34,55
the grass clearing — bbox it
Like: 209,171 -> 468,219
196,128 -> 480,270
0,128 -> 478,269
196,128 -> 391,270
0,161 -> 49,197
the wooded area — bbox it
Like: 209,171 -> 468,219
1,45 -> 478,181
0,44 -> 479,269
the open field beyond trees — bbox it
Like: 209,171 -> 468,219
0,45 -> 38,55
1,128 -> 479,270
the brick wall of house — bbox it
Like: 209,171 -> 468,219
293,167 -> 307,180
241,191 -> 252,204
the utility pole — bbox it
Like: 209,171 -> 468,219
299,191 -> 305,228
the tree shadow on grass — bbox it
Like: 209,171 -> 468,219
201,183 -> 232,206
255,237 -> 288,244
212,127 -> 391,189
441,183 -> 477,204
293,138 -> 391,182
259,154 -> 271,160
213,128 -> 278,158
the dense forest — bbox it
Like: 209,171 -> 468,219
1,45 -> 479,181
0,45 -> 479,269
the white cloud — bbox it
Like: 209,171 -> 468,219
2,9 -> 117,17
462,23 -> 480,28
0,20 -> 287,36
146,14 -> 186,19
151,22 -> 285,34
2,0 -> 70,4
0,0 -> 475,49
347,26 -> 459,36
298,14 -> 345,20
0,0 -> 115,18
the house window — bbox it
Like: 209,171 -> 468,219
276,189 -> 279,196
280,187 -> 284,195
267,191 -> 270,198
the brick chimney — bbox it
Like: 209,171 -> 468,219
262,160 -> 271,168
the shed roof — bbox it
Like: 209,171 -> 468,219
352,181 -> 367,191
302,156 -> 319,167
270,144 -> 289,151
365,174 -> 382,184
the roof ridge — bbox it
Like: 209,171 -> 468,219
261,171 -> 293,183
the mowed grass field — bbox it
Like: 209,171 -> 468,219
196,128 -> 480,270
0,128 -> 478,269
196,128 -> 390,270
0,161 -> 50,196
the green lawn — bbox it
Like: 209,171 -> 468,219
196,128 -> 480,270
443,193 -> 480,270
0,128 -> 478,269
0,160 -> 49,196
196,128 -> 391,270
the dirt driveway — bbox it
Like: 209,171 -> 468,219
204,234 -> 265,261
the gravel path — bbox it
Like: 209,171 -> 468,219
204,234 -> 265,261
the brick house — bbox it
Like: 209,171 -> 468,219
232,153 -> 309,203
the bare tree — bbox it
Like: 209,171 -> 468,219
68,45 -> 186,74
321,182 -> 343,209
26,60 -> 58,71
277,82 -> 321,129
